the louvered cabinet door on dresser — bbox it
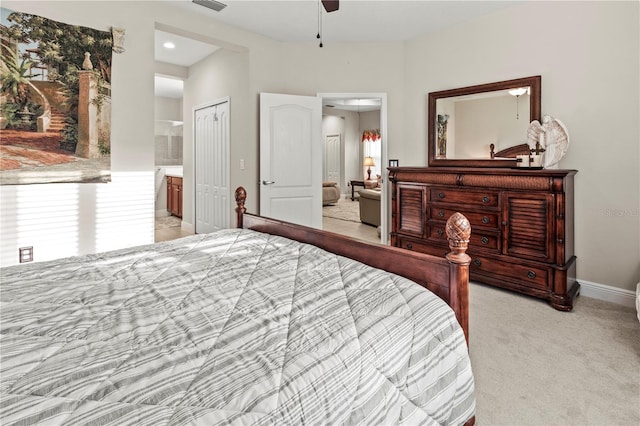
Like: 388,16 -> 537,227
389,167 -> 579,311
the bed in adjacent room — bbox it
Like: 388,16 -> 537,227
0,187 -> 476,426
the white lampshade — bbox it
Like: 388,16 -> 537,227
508,87 -> 527,97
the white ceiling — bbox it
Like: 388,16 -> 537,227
175,0 -> 520,43
155,29 -> 220,67
155,0 -> 521,99
154,29 -> 220,98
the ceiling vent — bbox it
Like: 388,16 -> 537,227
192,0 -> 227,12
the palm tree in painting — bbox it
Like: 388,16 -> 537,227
0,40 -> 43,129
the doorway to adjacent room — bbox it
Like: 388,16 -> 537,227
318,93 -> 388,245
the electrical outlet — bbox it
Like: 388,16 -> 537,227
19,247 -> 33,263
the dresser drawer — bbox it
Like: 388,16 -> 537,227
428,222 -> 501,254
430,207 -> 500,230
430,187 -> 499,207
395,236 -> 447,257
470,255 -> 550,291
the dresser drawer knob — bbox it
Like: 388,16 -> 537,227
473,259 -> 482,267
437,210 -> 445,217
482,216 -> 490,224
482,196 -> 490,203
438,192 -> 445,199
527,271 -> 536,279
481,237 -> 489,245
406,243 -> 413,250
437,229 -> 444,236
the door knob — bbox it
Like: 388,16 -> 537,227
262,180 -> 276,185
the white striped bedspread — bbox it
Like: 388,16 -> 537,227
0,229 -> 475,425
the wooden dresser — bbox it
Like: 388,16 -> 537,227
389,167 -> 579,310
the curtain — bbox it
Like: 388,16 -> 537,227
362,129 -> 381,180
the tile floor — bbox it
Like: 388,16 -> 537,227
154,216 -> 193,242
154,213 -> 382,245
322,216 -> 382,245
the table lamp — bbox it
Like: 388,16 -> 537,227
364,156 -> 375,180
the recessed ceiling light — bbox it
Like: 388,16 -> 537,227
163,42 -> 176,49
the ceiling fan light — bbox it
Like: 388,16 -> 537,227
508,88 -> 527,97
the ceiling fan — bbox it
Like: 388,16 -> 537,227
317,0 -> 338,47
321,0 -> 339,13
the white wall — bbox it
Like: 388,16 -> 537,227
274,41 -> 406,169
182,47 -> 250,228
155,96 -> 182,122
1,1 -> 157,265
403,1 -> 639,292
0,1 -> 273,265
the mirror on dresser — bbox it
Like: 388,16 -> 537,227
428,75 -> 541,168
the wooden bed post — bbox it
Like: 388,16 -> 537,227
445,212 -> 472,344
235,186 -> 247,229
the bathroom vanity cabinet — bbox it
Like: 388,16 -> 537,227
167,175 -> 183,218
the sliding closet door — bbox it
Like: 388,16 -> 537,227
195,99 -> 230,234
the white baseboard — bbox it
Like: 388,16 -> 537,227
578,279 -> 637,308
181,221 -> 194,233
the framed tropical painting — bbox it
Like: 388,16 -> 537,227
0,7 -> 114,185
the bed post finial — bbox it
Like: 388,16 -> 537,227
446,212 -> 471,262
445,212 -> 472,345
235,187 -> 247,228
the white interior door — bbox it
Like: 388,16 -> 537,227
195,99 -> 230,234
324,134 -> 341,184
260,93 -> 322,229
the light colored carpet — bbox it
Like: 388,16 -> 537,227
469,282 -> 640,425
322,197 -> 360,223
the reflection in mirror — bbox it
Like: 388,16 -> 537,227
436,88 -> 531,159
428,75 -> 541,168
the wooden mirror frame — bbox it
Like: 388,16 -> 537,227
428,75 -> 541,168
